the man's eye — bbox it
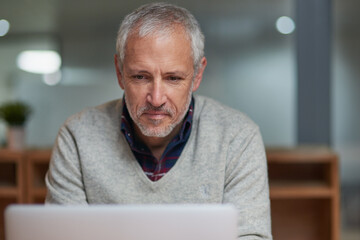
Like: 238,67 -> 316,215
133,75 -> 145,80
168,76 -> 181,81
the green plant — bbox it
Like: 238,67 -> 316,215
0,101 -> 32,126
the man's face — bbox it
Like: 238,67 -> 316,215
115,27 -> 206,138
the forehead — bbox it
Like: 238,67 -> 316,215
124,26 -> 193,69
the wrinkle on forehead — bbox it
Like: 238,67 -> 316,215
124,24 -> 193,61
124,27 -> 193,72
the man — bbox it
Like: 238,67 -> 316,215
46,2 -> 272,239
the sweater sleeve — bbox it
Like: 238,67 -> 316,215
223,126 -> 272,240
45,125 -> 88,204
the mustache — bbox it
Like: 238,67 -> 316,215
137,103 -> 175,117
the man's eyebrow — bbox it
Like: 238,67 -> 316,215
125,68 -> 149,74
165,71 -> 191,77
126,69 -> 191,77
165,71 -> 185,75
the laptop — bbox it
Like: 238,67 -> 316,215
5,204 -> 237,240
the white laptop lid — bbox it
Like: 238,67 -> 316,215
5,204 -> 237,240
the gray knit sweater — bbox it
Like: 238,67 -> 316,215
45,95 -> 272,239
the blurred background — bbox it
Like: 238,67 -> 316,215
0,0 -> 359,239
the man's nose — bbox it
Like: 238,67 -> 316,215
146,79 -> 167,107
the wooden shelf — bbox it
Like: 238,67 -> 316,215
267,146 -> 337,163
0,188 -> 19,197
270,182 -> 333,199
267,146 -> 340,240
0,181 -> 16,188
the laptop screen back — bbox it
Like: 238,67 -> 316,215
5,204 -> 237,240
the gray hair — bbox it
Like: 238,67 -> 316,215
116,2 -> 205,73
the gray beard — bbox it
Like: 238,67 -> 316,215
125,84 -> 193,138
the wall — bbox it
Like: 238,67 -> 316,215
0,0 -> 297,148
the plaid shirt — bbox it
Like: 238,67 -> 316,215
121,98 -> 194,181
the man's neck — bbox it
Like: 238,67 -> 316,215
134,123 -> 182,160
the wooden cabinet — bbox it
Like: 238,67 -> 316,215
0,150 -> 26,240
0,149 -> 51,240
267,146 -> 340,240
0,149 -> 51,204
0,147 -> 340,240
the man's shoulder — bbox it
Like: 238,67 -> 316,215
194,95 -> 259,133
64,99 -> 122,128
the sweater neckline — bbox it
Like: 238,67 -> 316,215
129,124 -> 196,189
125,96 -> 202,189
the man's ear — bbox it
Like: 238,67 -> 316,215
192,57 -> 207,92
114,54 -> 124,90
